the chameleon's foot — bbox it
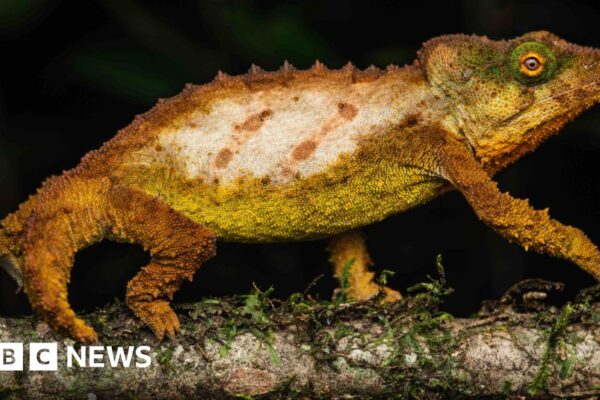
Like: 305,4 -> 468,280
381,286 -> 403,302
127,299 -> 181,340
346,283 -> 402,302
35,304 -> 98,343
328,230 -> 403,303
69,318 -> 99,344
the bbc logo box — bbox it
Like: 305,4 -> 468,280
0,343 -> 24,371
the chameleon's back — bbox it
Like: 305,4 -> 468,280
111,63 -> 445,241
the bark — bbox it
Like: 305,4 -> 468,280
0,279 -> 599,399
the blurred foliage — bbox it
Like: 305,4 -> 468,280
70,46 -> 191,104
0,0 -> 54,34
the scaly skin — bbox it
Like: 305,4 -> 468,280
0,31 -> 599,342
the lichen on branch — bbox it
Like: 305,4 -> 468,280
0,274 -> 599,399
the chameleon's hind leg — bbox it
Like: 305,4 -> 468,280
107,185 -> 216,340
327,230 -> 402,302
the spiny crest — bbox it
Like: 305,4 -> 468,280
214,70 -> 232,86
248,64 -> 265,76
207,60 -> 397,90
342,61 -> 357,73
360,65 -> 383,81
280,60 -> 296,73
310,60 -> 328,75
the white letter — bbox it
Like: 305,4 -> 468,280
29,343 -> 58,371
67,346 -> 86,368
135,346 -> 151,368
88,346 -> 104,367
106,346 -> 134,368
0,343 -> 23,371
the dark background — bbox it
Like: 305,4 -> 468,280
0,0 -> 599,318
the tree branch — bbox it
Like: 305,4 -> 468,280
0,279 -> 599,399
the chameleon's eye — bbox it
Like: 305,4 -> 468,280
521,55 -> 543,74
510,42 -> 556,85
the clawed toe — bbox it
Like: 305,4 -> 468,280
68,318 -> 99,343
128,299 -> 181,340
381,286 -> 402,302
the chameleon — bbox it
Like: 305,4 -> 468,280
0,31 -> 599,343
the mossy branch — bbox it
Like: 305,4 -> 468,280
0,278 -> 599,399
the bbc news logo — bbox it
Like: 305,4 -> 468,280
0,343 -> 152,371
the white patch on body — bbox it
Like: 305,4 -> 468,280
157,77 -> 426,184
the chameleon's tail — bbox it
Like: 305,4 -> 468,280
21,174 -> 109,343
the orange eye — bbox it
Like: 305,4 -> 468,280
519,51 -> 545,77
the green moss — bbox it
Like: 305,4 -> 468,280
559,353 -> 577,380
242,286 -> 274,324
166,257 -> 598,398
528,303 -> 573,396
218,319 -> 237,357
332,258 -> 354,306
156,345 -> 175,373
250,328 -> 280,366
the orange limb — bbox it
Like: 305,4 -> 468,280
440,137 -> 600,280
106,185 -> 216,340
22,176 -> 108,343
21,174 -> 216,343
327,229 -> 402,302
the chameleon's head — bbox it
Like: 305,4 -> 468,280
419,31 -> 600,172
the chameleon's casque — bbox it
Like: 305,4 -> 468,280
0,31 -> 599,343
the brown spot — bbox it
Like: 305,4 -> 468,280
337,102 -> 358,120
405,113 -> 420,126
260,109 -> 273,119
490,91 -> 497,98
235,109 -> 273,132
398,112 -> 421,129
215,148 -> 234,169
292,140 -> 318,161
154,144 -> 163,152
292,96 -> 300,102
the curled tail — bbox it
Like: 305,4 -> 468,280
21,174 -> 110,343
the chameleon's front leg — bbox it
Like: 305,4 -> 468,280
107,185 -> 216,340
439,139 -> 600,279
327,230 -> 402,302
